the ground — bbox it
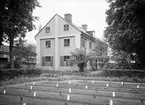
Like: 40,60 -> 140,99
0,79 -> 145,105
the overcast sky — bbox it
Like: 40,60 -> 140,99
25,0 -> 109,44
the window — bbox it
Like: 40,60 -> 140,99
45,27 -> 50,33
45,41 -> 51,48
42,56 -> 53,66
64,24 -> 69,31
81,39 -> 86,48
89,42 -> 92,49
45,56 -> 51,62
64,39 -> 70,47
60,56 -> 73,66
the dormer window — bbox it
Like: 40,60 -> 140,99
64,24 -> 69,31
45,27 -> 50,33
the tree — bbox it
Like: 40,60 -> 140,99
0,0 -> 40,68
89,39 -> 109,70
105,0 -> 145,69
70,48 -> 90,72
14,38 -> 37,68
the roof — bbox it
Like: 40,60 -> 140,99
0,45 -> 9,53
35,14 -> 94,38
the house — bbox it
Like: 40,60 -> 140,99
0,45 -> 9,68
35,13 -> 96,71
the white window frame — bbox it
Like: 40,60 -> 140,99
45,27 -> 50,33
45,40 -> 51,48
64,24 -> 69,31
64,39 -> 70,47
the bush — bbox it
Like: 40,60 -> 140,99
92,69 -> 145,78
0,68 -> 42,80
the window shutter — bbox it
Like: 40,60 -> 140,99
69,56 -> 73,66
60,56 -> 64,66
42,57 -> 45,66
50,56 -> 53,66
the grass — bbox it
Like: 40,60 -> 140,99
0,69 -> 145,86
0,79 -> 144,105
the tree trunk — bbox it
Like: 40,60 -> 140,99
9,35 -> 14,69
0,1 -> 5,46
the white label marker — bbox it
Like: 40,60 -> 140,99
106,83 -> 109,87
33,92 -> 36,97
92,80 -> 94,83
30,86 -> 33,90
110,100 -> 113,105
85,85 -> 88,89
112,92 -> 115,97
23,103 -> 26,105
69,81 -> 71,84
69,88 -> 71,93
3,90 -> 6,94
67,95 -> 70,101
137,85 -> 140,88
121,82 -> 124,85
56,83 -> 59,88
33,82 -> 35,85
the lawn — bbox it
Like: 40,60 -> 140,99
0,79 -> 145,105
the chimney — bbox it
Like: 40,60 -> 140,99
86,31 -> 95,37
64,13 -> 72,23
82,24 -> 87,31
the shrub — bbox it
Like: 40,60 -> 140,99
0,68 -> 42,80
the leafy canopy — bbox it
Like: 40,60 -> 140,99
105,0 -> 145,68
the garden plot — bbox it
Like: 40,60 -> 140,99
0,80 -> 145,105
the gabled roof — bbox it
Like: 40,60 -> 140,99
35,14 -> 93,38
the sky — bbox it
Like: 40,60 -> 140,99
25,0 -> 109,44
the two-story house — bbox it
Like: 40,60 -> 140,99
35,13 -> 96,71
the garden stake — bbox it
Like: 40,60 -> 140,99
112,92 -> 115,97
33,82 -> 35,85
56,83 -> 59,88
69,81 -> 71,84
69,88 -> 71,93
3,89 -> 6,94
23,103 -> 26,105
93,93 -> 96,98
141,99 -> 144,104
85,85 -> 88,89
110,100 -> 113,105
33,92 -> 36,97
106,83 -> 109,87
18,94 -> 23,102
92,80 -> 94,83
3,87 -> 6,94
137,85 -> 140,88
121,82 -> 124,85
60,91 -> 62,96
30,86 -> 33,90
67,95 -> 70,101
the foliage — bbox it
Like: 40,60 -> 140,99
89,39 -> 109,70
70,48 -> 90,72
0,68 -> 42,80
0,0 -> 40,68
105,0 -> 145,69
13,38 -> 37,68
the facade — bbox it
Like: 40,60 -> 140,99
35,13 -> 96,71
